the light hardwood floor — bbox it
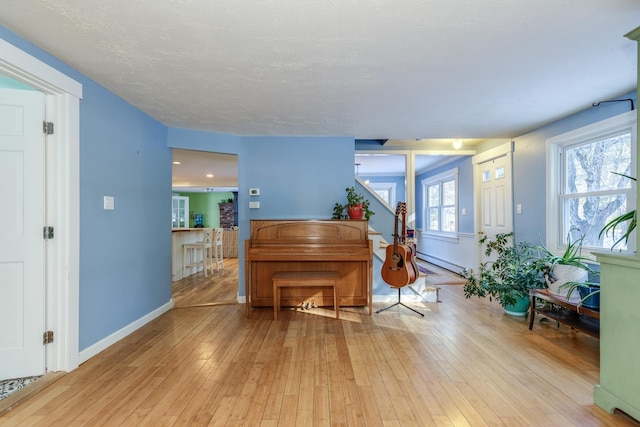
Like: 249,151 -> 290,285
1,259 -> 638,426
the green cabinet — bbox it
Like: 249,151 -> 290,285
593,26 -> 640,422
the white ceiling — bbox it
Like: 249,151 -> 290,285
3,1 -> 638,189
171,149 -> 239,191
1,0 -> 638,141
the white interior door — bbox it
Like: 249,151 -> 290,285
0,88 -> 46,379
476,152 -> 513,263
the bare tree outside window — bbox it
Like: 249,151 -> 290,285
563,132 -> 632,249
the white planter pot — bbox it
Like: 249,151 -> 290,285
546,264 -> 587,303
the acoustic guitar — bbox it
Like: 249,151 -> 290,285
400,203 -> 419,285
381,202 -> 417,288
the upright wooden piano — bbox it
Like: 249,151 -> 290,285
245,219 -> 373,317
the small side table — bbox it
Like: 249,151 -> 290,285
529,289 -> 600,338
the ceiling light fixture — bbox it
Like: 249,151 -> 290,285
172,161 -> 181,165
452,140 -> 463,150
206,174 -> 214,178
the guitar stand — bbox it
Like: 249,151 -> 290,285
376,288 -> 424,317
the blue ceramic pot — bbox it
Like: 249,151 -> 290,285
503,295 -> 531,317
578,286 -> 600,310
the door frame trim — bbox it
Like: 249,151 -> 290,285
471,141 -> 514,270
471,141 -> 513,166
0,38 -> 82,373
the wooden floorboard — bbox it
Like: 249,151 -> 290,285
1,259 -> 639,426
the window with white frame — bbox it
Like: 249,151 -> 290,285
423,168 -> 458,234
547,111 -> 636,252
367,182 -> 396,206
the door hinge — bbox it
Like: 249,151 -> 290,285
43,226 -> 54,240
43,331 -> 54,345
43,121 -> 54,135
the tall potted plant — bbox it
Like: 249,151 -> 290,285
462,232 -> 546,316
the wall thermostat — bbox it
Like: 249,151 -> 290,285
249,188 -> 260,196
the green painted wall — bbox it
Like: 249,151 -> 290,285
177,191 -> 234,228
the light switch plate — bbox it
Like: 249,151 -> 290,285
249,201 -> 260,209
104,196 -> 115,210
249,188 -> 260,196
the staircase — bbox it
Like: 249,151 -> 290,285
368,228 -> 387,261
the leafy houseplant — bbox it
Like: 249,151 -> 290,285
536,230 -> 595,302
598,173 -> 636,251
332,187 -> 375,221
462,232 -> 546,312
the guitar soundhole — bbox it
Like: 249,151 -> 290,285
390,253 -> 404,269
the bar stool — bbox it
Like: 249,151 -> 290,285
182,228 -> 213,278
213,227 -> 224,271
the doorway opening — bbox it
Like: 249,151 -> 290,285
171,149 -> 239,307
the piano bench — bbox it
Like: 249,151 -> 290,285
272,271 -> 340,320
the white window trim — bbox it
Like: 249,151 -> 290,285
367,182 -> 397,206
422,167 -> 459,237
546,110 -> 637,255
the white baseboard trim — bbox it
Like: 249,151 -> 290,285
417,253 -> 464,274
78,300 -> 173,365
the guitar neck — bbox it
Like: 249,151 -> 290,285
392,217 -> 399,252
401,208 -> 407,244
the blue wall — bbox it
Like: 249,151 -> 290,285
79,84 -> 170,349
1,26 -> 172,351
415,156 -> 475,234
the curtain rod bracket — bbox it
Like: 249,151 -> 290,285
591,98 -> 635,111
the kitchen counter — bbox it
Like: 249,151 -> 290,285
172,228 -> 207,281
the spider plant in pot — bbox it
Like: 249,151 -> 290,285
462,232 -> 547,316
558,277 -> 601,310
536,229 -> 595,303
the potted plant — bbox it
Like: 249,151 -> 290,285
559,279 -> 601,310
462,232 -> 547,316
536,230 -> 595,303
598,173 -> 636,251
332,186 -> 375,220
